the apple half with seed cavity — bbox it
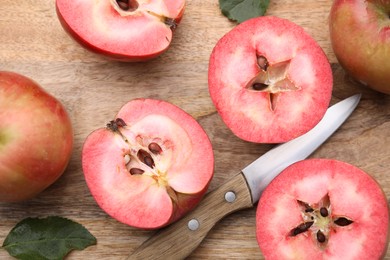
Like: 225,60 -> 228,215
82,99 -> 214,229
208,16 -> 333,143
256,159 -> 389,259
329,0 -> 390,94
56,0 -> 185,61
0,71 -> 73,202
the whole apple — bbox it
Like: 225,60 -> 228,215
329,0 -> 390,94
0,71 -> 73,202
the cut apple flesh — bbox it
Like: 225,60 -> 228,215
208,16 -> 333,143
82,99 -> 214,229
56,0 -> 185,61
256,159 -> 389,259
247,57 -> 300,111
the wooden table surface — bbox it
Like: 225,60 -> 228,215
1,0 -> 389,259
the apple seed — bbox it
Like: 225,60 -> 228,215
137,149 -> 155,168
257,55 -> 269,71
252,83 -> 268,91
334,217 -> 353,226
148,142 -> 162,154
316,230 -> 326,243
116,0 -> 138,11
320,207 -> 328,217
116,0 -> 129,10
289,221 -> 314,236
129,168 -> 144,175
144,156 -> 154,168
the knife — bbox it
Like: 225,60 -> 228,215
128,94 -> 361,260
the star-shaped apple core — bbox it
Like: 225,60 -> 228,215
247,56 -> 300,111
289,194 -> 354,250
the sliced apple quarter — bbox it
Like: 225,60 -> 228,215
208,16 -> 333,143
82,99 -> 214,229
56,0 -> 185,61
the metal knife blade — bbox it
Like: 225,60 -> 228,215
128,94 -> 361,260
243,93 -> 361,203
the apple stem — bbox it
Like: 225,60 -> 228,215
164,18 -> 178,30
107,118 -> 129,142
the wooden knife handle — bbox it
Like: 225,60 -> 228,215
128,173 -> 253,260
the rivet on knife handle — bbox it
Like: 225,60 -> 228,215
128,173 -> 253,260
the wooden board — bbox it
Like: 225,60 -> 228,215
0,0 -> 389,259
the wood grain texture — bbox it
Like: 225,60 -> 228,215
0,0 -> 389,259
129,173 -> 253,259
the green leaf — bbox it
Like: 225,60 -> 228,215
1,216 -> 97,260
219,0 -> 270,23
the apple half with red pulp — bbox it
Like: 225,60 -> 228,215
256,159 -> 389,259
208,16 -> 333,143
329,0 -> 390,94
56,0 -> 185,61
0,71 -> 73,202
82,99 -> 214,229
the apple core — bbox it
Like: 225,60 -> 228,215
247,56 -> 300,111
256,159 -> 389,259
107,118 -> 176,193
82,99 -> 214,229
209,16 -> 333,143
289,194 -> 355,250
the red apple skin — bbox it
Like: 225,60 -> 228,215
0,71 -> 73,202
82,99 -> 214,229
256,159 -> 389,259
55,0 -> 185,62
329,0 -> 390,94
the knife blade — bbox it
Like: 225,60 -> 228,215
128,94 -> 361,260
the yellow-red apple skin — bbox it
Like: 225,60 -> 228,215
0,71 -> 73,202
